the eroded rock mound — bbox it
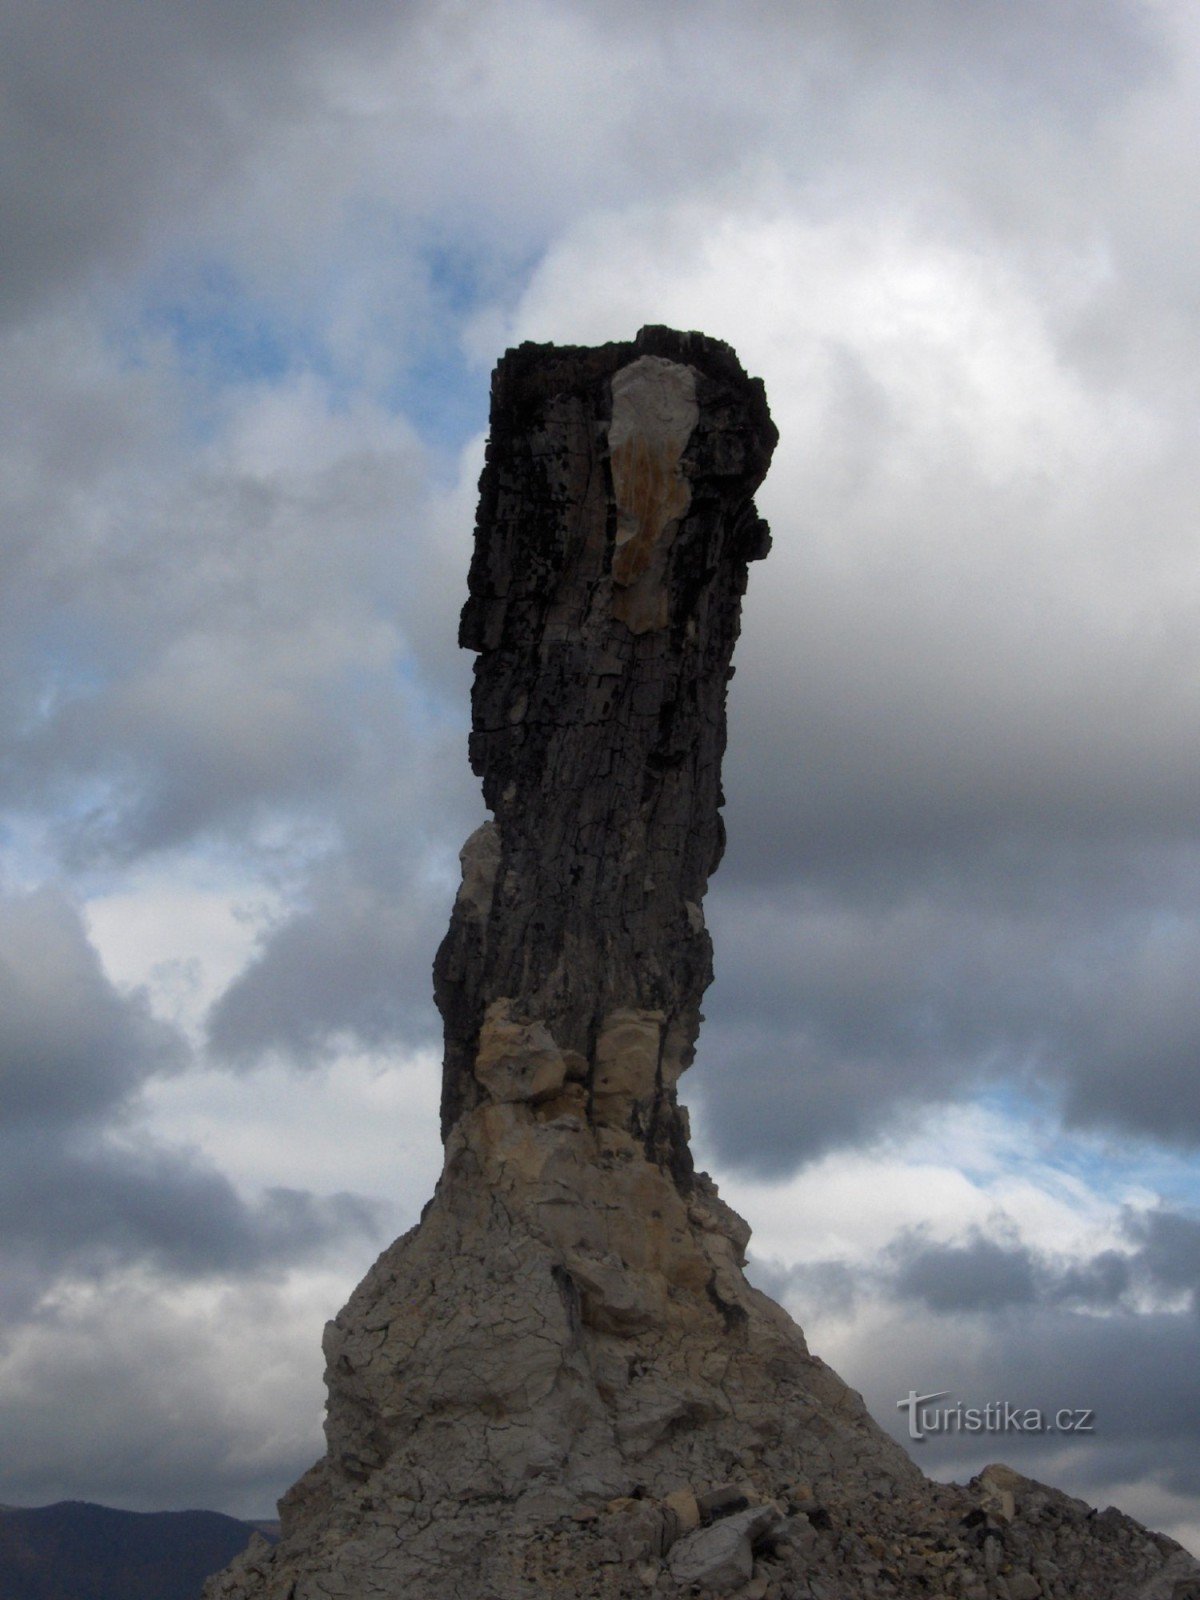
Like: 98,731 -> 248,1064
205,329 -> 1199,1600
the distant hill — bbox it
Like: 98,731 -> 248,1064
0,1500 -> 272,1600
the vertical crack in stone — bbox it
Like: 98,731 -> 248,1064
608,354 -> 699,632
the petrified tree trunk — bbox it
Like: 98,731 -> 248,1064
434,327 -> 776,1179
205,329 -> 1200,1600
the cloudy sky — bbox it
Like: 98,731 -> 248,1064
5,0 -> 1200,1552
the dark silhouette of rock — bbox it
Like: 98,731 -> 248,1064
206,328 -> 1199,1599
435,326 -> 775,1173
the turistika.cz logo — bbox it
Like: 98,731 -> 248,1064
897,1391 -> 1095,1443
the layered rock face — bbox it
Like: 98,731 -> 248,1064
207,330 -> 1199,1600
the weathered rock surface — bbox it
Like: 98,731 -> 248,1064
205,328 -> 1199,1600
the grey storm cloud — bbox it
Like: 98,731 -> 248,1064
1124,1209 -> 1200,1306
0,887 -> 380,1311
1051,1250 -> 1133,1311
0,886 -> 184,1126
206,864 -> 447,1067
871,1300 -> 1200,1503
759,1211 -> 1200,1508
889,1230 -> 1039,1314
0,1269 -> 339,1516
0,1131 -> 379,1284
878,1210 -> 1200,1320
0,0 -> 409,326
205,728 -> 479,1067
4,0 -> 1162,344
693,832 -> 1200,1174
0,345 -> 447,863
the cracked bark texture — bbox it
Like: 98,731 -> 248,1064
434,325 -> 776,1175
205,330 -> 1199,1600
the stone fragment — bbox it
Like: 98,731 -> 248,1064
669,1522 -> 752,1592
669,1504 -> 782,1593
1008,1575 -> 1041,1599
608,354 -> 699,633
976,1462 -> 1022,1523
664,1487 -> 702,1536
611,1501 -> 671,1563
533,1079 -> 588,1126
977,1476 -> 1016,1523
592,1007 -> 663,1126
698,1483 -> 752,1521
473,998 -> 565,1103
780,1511 -> 816,1552
454,820 -> 501,919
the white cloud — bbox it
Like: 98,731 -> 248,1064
85,873 -> 284,1039
136,1050 -> 442,1217
0,1264 -> 349,1516
710,1098 -> 1131,1281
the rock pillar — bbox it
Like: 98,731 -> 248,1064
205,329 -> 1199,1600
434,326 -> 776,1178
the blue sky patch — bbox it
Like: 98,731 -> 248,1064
145,260 -> 309,389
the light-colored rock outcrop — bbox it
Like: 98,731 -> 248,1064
205,329 -> 1199,1600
